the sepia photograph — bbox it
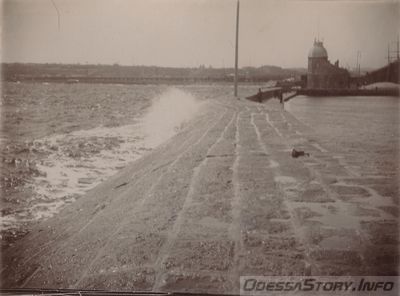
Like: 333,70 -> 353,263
0,0 -> 399,295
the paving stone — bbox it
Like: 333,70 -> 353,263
164,240 -> 235,272
158,271 -> 233,294
330,185 -> 371,197
240,253 -> 307,276
83,267 -> 155,291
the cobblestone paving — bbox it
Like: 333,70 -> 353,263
1,96 -> 398,293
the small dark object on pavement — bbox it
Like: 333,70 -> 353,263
291,149 -> 310,158
114,182 -> 129,189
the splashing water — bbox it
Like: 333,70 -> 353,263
0,87 -> 203,234
141,88 -> 204,147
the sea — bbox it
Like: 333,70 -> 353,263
0,83 -> 212,244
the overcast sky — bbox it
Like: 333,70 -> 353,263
1,0 -> 399,69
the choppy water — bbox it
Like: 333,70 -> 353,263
0,84 -> 204,243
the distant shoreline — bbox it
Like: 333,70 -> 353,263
3,75 -> 269,85
1,62 -> 307,84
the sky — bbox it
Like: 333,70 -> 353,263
1,0 -> 399,69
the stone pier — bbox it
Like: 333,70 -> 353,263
1,95 -> 398,294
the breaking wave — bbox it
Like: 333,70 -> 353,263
0,87 -> 203,233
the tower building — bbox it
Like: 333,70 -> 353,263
307,39 -> 350,89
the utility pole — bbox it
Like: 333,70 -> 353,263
234,0 -> 240,97
355,50 -> 361,76
356,51 -> 359,75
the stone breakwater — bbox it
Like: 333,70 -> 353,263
1,96 -> 398,294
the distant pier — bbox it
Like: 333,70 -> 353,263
246,87 -> 399,103
297,88 -> 399,97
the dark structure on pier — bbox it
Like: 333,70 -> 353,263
307,39 -> 350,89
364,59 -> 399,84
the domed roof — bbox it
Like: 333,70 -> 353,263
308,40 -> 328,58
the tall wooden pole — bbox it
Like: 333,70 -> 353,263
234,0 -> 240,97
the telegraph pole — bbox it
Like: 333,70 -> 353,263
356,51 -> 359,75
234,0 -> 240,97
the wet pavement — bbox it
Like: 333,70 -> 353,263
1,95 -> 398,294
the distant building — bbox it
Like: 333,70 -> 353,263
307,39 -> 350,89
